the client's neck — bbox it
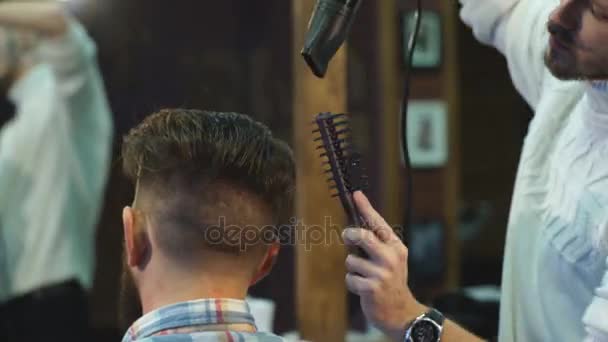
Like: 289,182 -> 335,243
138,263 -> 250,315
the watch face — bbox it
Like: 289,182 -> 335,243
411,320 -> 439,342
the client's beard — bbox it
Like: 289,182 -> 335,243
119,253 -> 142,331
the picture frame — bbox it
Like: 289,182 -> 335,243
406,100 -> 448,168
402,10 -> 443,69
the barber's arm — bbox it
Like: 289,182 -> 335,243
0,1 -> 67,37
343,192 -> 484,342
0,1 -> 112,195
0,1 -> 98,95
582,258 -> 608,341
459,0 -> 557,110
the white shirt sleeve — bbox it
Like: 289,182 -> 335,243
0,17 -> 110,184
0,17 -> 112,296
35,16 -> 113,194
36,17 -> 97,97
583,259 -> 608,341
459,0 -> 559,109
0,67 -> 72,300
0,17 -> 111,228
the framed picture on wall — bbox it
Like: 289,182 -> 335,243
406,100 -> 448,168
402,10 -> 443,69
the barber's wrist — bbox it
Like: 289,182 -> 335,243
386,300 -> 428,342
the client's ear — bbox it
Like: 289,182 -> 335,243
122,206 -> 149,268
250,242 -> 280,286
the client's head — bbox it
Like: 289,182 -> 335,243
119,109 -> 295,327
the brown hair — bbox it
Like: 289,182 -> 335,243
121,109 -> 295,262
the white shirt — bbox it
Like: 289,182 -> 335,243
460,0 -> 608,340
0,19 -> 112,302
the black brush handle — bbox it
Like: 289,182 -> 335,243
342,153 -> 369,258
314,113 -> 368,258
343,193 -> 369,258
342,187 -> 362,227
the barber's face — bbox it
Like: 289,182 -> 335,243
546,0 -> 608,80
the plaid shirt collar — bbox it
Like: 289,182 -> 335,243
122,298 -> 257,341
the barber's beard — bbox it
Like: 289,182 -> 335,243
118,254 -> 142,331
545,48 -> 582,80
545,56 -> 608,82
545,21 -> 608,80
544,49 -> 608,81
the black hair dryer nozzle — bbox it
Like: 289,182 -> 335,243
301,0 -> 362,78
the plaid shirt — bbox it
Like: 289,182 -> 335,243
122,298 -> 284,341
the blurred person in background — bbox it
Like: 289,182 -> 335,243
343,0 -> 608,341
118,109 -> 294,341
0,1 -> 113,340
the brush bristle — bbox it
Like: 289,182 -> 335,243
313,112 -> 368,196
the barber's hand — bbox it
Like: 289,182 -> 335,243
343,191 -> 427,341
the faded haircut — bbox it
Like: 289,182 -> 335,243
121,109 -> 295,262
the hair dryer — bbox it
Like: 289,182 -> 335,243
301,0 -> 362,78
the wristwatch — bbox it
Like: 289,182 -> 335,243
403,308 -> 445,342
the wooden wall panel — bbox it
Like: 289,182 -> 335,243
292,1 -> 348,341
